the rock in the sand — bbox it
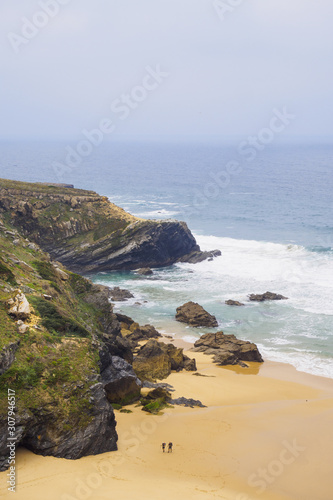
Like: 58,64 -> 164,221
101,356 -> 141,405
248,291 -> 288,302
225,299 -> 244,306
183,355 -> 197,371
192,331 -> 263,367
170,397 -> 206,408
136,267 -> 153,276
133,339 -> 197,382
176,301 -> 218,328
133,340 -> 171,382
109,287 -> 134,301
142,381 -> 175,392
144,387 -> 172,401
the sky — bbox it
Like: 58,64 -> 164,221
1,0 -> 333,142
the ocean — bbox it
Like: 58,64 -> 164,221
1,140 -> 333,378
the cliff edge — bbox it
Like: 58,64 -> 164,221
0,179 -> 220,273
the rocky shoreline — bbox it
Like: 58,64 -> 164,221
0,178 -> 288,473
0,179 -> 221,471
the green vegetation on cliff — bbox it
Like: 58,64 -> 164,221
0,217 -> 114,430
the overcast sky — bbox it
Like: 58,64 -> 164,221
1,0 -> 332,141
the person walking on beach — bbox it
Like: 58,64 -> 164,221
168,442 -> 173,453
161,442 -> 166,452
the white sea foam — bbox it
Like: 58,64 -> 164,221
259,346 -> 333,379
134,208 -> 179,218
190,234 -> 333,316
94,233 -> 333,379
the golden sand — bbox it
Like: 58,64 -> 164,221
1,348 -> 333,500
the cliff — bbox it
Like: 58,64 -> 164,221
0,214 -> 147,470
0,179 -> 219,273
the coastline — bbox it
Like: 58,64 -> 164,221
1,338 -> 333,500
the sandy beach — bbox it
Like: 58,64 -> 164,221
1,342 -> 333,500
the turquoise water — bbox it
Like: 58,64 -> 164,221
1,141 -> 333,378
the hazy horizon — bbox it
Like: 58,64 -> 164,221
1,0 -> 332,143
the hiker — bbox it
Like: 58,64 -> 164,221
168,442 -> 173,453
161,442 -> 166,452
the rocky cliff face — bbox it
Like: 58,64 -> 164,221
0,218 -> 145,471
0,179 -> 219,273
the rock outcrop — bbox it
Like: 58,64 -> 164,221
136,267 -> 153,275
177,249 -> 221,264
0,179 -> 218,273
6,290 -> 31,320
248,292 -> 288,302
225,299 -> 244,306
192,331 -> 264,367
133,339 -> 197,382
101,356 -> 141,405
0,382 -> 117,471
170,397 -> 206,408
0,342 -> 19,376
0,237 -> 133,470
133,340 -> 171,381
176,301 -> 218,328
109,287 -> 134,302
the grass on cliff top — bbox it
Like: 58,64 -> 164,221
0,178 -> 96,197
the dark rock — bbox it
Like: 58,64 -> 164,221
225,299 -> 244,306
176,301 -> 218,328
169,397 -> 206,408
248,291 -> 288,302
141,381 -> 175,392
101,334 -> 133,364
133,339 -> 197,381
109,287 -> 134,302
136,267 -> 153,275
133,340 -> 171,382
129,325 -> 162,342
192,331 -> 264,367
101,356 -> 141,405
162,343 -> 184,371
0,383 -> 117,471
0,342 -> 20,376
144,387 -> 172,401
183,355 -> 197,371
178,249 -> 221,264
116,313 -> 136,330
0,180 -> 218,273
83,283 -> 121,336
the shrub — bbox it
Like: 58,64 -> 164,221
29,296 -> 89,338
33,260 -> 58,281
0,259 -> 17,286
